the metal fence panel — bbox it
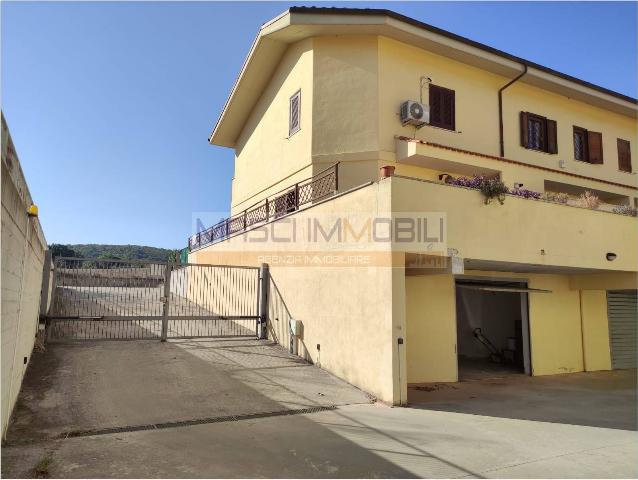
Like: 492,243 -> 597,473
47,258 -> 260,341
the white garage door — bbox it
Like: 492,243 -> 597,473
608,290 -> 637,370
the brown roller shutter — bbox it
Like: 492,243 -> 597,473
546,119 -> 558,154
588,131 -> 604,164
520,112 -> 529,148
429,86 -> 441,127
429,85 -> 455,131
618,139 -> 632,172
442,88 -> 455,131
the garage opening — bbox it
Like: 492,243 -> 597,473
455,279 -> 531,380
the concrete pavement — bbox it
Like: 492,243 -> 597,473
2,337 -> 636,478
2,403 -> 635,478
408,369 -> 637,431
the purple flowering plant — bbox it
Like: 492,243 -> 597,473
445,174 -> 544,204
509,187 -> 542,200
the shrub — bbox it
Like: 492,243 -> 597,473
480,178 -> 509,205
510,187 -> 542,200
446,175 -> 508,204
612,204 -> 638,217
577,191 -> 601,210
542,192 -> 570,204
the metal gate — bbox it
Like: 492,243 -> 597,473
46,257 -> 263,341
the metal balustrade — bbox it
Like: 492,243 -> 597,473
189,163 -> 339,251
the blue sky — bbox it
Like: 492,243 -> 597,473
2,1 -> 636,249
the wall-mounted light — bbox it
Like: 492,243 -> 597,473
606,252 -> 617,261
27,204 -> 38,217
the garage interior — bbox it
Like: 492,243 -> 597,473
455,279 -> 531,380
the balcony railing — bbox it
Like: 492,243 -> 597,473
189,163 -> 339,251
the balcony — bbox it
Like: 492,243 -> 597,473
391,174 -> 637,273
189,163 -> 339,251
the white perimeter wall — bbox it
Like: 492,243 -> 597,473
1,115 -> 48,437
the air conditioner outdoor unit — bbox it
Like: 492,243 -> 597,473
400,100 -> 429,127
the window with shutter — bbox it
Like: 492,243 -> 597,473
572,126 -> 602,164
587,131 -> 603,164
429,84 -> 455,131
520,111 -> 557,154
617,139 -> 632,173
289,90 -> 301,137
573,126 -> 588,161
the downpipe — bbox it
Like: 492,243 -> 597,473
499,65 -> 528,157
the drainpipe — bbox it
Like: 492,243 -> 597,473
498,65 -> 527,157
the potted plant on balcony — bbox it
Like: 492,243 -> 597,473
380,165 -> 396,178
612,204 -> 638,217
480,178 -> 509,205
577,191 -> 601,210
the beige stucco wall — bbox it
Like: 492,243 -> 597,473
1,115 -> 47,437
405,269 -> 620,383
376,36 -> 637,197
391,175 -> 637,272
504,82 -> 637,189
191,181 -> 402,404
232,38 -> 314,213
406,274 -> 458,383
207,29 -> 637,399
580,289 -> 612,372
228,33 -> 637,226
527,274 -> 584,375
310,36 -> 385,191
392,175 -> 633,382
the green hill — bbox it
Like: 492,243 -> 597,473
49,244 -> 180,262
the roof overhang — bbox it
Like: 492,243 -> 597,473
210,7 -> 638,149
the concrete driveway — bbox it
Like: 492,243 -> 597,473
2,338 -> 636,478
3,337 -> 372,443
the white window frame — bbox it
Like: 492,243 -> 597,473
289,89 -> 301,137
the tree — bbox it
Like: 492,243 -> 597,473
167,249 -> 180,263
49,244 -> 80,259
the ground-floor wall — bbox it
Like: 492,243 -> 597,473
190,180 -> 403,404
405,269 -> 624,383
405,274 -> 457,383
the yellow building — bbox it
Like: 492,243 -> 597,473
190,7 -> 637,405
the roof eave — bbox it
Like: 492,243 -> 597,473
209,11 -> 292,148
209,7 -> 637,149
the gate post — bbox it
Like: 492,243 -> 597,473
258,263 -> 269,339
161,264 -> 172,342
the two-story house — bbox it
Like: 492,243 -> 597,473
189,7 -> 637,405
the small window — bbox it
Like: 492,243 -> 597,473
520,112 -> 557,154
618,139 -> 632,173
429,84 -> 455,131
289,90 -> 301,137
573,127 -> 588,161
573,126 -> 603,164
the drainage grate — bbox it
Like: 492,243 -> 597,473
58,405 -> 337,439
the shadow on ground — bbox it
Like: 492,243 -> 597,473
2,337 -> 408,478
408,369 -> 637,431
